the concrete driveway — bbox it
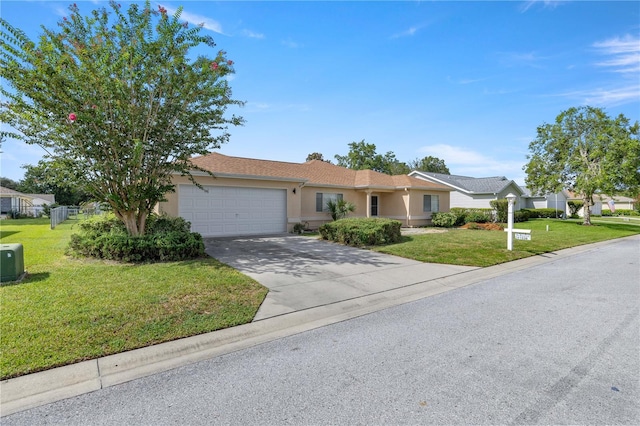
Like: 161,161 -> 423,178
204,235 -> 477,320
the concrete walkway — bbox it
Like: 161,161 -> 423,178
203,235 -> 477,320
2,235 -> 637,417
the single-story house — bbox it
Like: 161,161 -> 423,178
565,191 -> 603,216
520,187 -> 568,215
408,171 -> 525,210
0,186 -> 34,216
600,194 -> 636,212
157,153 -> 452,237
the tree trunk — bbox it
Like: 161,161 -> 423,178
582,195 -> 592,226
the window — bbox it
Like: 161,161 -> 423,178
423,194 -> 439,212
316,193 -> 343,212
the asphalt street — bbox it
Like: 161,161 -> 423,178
3,236 -> 639,425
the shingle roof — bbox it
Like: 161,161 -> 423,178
411,172 -> 518,194
189,153 -> 451,191
0,186 -> 32,198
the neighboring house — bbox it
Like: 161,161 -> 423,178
157,153 -> 452,237
520,187 -> 568,216
25,193 -> 56,216
565,191 -> 603,216
408,171 -> 525,210
0,186 -> 34,216
600,195 -> 636,212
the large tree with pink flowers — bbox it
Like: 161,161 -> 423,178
0,1 -> 243,235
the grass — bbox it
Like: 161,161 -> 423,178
2,217 -> 638,380
0,218 -> 268,380
376,218 -> 640,267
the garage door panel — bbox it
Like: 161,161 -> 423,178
179,185 -> 286,237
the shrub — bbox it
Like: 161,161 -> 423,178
615,209 -> 639,217
68,213 -> 205,262
431,212 -> 458,228
464,211 -> 491,224
514,211 -> 530,222
292,222 -> 306,234
521,208 -> 563,219
448,208 -> 468,226
490,199 -> 509,223
319,217 -> 401,246
326,199 -> 356,221
568,201 -> 584,216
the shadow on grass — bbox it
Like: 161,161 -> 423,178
0,231 -> 20,239
1,272 -> 50,287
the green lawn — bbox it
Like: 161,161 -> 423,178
1,217 -> 638,380
0,218 -> 268,380
376,219 -> 640,267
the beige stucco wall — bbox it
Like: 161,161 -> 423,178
299,186 -> 451,229
161,176 -> 452,233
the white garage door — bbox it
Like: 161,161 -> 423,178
179,185 -> 287,237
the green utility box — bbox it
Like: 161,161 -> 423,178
1,243 -> 25,283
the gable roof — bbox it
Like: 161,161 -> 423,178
189,153 -> 451,191
409,171 -> 523,195
0,186 -> 34,199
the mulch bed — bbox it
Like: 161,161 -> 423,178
459,222 -> 504,231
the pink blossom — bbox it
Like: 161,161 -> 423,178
210,62 -> 218,70
68,113 -> 77,122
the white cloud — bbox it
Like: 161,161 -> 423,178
391,26 -> 418,39
242,29 -> 264,39
593,35 -> 640,73
281,39 -> 302,48
496,51 -> 548,68
520,1 -> 564,13
556,85 -> 640,108
161,4 -> 225,34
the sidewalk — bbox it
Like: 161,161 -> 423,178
2,236 -> 636,416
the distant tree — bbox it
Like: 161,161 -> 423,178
408,156 -> 450,174
0,177 -> 20,190
524,106 -> 640,225
306,152 -> 330,163
18,160 -> 92,206
0,1 -> 243,236
334,140 -> 406,175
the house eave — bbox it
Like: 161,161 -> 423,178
177,170 -> 308,184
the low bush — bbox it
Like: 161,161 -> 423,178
68,213 -> 205,262
431,212 -> 458,228
514,211 -> 530,223
319,217 -> 401,246
614,209 -> 639,217
521,208 -> 563,219
464,211 -> 491,224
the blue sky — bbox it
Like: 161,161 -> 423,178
1,1 -> 639,184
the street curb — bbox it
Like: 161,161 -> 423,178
2,236 -> 636,416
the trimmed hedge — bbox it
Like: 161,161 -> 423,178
449,207 -> 493,226
319,217 -> 402,246
602,209 -> 639,217
521,208 -> 564,219
68,214 -> 205,262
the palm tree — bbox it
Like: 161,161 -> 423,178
326,199 -> 356,221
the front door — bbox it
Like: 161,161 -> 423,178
370,195 -> 379,217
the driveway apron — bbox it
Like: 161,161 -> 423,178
204,235 -> 477,320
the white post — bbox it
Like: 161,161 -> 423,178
506,193 -> 516,251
